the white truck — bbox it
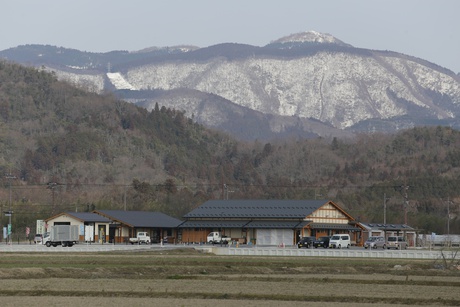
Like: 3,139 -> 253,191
207,231 -> 231,244
43,225 -> 79,247
129,232 -> 151,244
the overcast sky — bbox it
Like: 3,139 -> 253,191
2,0 -> 459,73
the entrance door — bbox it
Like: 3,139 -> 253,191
256,229 -> 293,246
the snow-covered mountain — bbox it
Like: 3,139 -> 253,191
2,31 -> 460,140
269,30 -> 353,47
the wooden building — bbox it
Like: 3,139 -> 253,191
45,210 -> 183,244
179,199 -> 364,246
92,210 -> 182,243
44,212 -> 111,243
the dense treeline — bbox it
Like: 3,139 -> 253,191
0,61 -> 459,236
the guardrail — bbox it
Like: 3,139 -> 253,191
418,234 -> 460,248
203,246 -> 460,260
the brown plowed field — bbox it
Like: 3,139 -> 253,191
0,248 -> 459,306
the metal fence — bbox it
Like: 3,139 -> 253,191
204,246 -> 460,260
418,234 -> 460,248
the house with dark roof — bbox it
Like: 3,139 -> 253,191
179,199 -> 364,246
44,212 -> 111,243
360,222 -> 417,247
45,210 -> 183,244
93,210 -> 183,243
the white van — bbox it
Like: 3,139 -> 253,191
329,234 -> 351,249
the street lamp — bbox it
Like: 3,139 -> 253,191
444,198 -> 451,237
440,198 -> 452,237
448,200 -> 450,237
5,174 -> 16,243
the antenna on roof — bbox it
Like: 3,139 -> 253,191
314,188 -> 323,200
223,184 -> 234,200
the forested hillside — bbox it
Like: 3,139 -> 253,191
0,61 -> 459,235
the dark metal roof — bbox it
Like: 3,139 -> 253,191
361,223 -> 414,231
309,223 -> 361,230
65,212 -> 111,223
179,220 -> 250,228
179,220 -> 311,229
183,199 -> 327,219
94,210 -> 183,228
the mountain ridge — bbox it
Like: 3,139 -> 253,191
1,31 -> 459,140
1,60 -> 460,234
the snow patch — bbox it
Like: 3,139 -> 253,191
107,72 -> 136,90
271,30 -> 348,45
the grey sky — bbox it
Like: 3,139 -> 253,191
2,0 -> 459,73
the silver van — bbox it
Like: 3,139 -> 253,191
364,236 -> 386,249
329,234 -> 351,249
386,236 -> 408,249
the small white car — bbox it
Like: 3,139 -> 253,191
329,234 -> 351,249
34,234 -> 43,244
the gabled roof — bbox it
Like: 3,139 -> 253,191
69,212 -> 112,223
179,220 -> 250,228
183,199 -> 327,219
45,212 -> 111,223
94,210 -> 183,228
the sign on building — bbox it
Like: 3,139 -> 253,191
36,220 -> 46,234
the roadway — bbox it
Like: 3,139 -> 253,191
0,242 -> 179,253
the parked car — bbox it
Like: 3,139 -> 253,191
297,236 -> 315,248
129,232 -> 151,244
313,236 -> 330,248
386,236 -> 408,249
329,234 -> 351,249
34,234 -> 43,244
364,236 -> 386,249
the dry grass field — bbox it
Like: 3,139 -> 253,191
0,248 -> 459,306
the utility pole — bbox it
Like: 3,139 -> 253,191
221,167 -> 225,200
400,184 -> 410,225
447,197 -> 450,237
124,185 -> 127,211
47,182 -> 58,215
383,193 -> 390,225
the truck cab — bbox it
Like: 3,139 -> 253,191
207,231 -> 230,244
129,232 -> 151,244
